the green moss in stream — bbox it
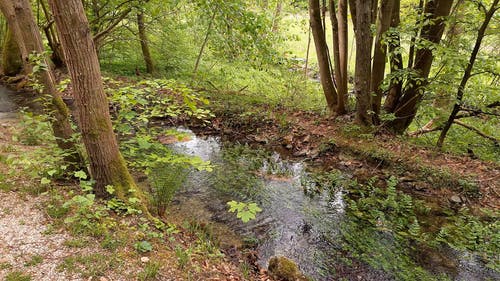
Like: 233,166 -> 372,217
340,221 -> 451,281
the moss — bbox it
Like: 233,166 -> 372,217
268,256 -> 308,281
2,28 -> 23,76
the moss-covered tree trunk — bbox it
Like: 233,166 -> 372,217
137,11 -> 154,74
0,0 -> 82,167
48,0 -> 142,200
1,27 -> 22,76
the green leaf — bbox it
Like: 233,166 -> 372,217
105,185 -> 115,195
40,177 -> 51,185
74,170 -> 87,180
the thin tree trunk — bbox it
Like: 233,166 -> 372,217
137,11 -> 154,74
309,0 -> 338,113
48,0 -> 141,200
383,0 -> 403,113
271,1 -> 283,33
305,26 -> 311,78
337,0 -> 349,112
348,0 -> 357,32
0,0 -> 82,166
371,0 -> 395,123
437,0 -> 499,147
193,10 -> 216,76
39,0 -> 64,67
353,0 -> 374,125
407,0 -> 424,69
329,0 -> 347,115
388,0 -> 454,134
329,0 -> 346,114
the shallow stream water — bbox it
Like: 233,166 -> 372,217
166,128 -> 499,281
0,86 -> 17,119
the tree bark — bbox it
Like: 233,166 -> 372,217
48,0 -> 141,199
0,0 -> 82,166
309,0 -> 338,113
137,11 -> 154,74
407,0 -> 424,69
193,10 -> 216,76
437,0 -> 499,147
1,27 -> 22,76
39,0 -> 64,67
370,0 -> 395,123
329,0 -> 347,114
383,0 -> 403,113
353,0 -> 374,125
337,0 -> 349,113
388,0 -> 454,134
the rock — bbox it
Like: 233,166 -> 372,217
450,195 -> 462,204
268,256 -> 308,281
99,277 -> 109,281
140,256 -> 150,263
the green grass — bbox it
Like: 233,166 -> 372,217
138,261 -> 161,281
24,255 -> 43,267
58,253 -> 120,279
4,271 -> 32,281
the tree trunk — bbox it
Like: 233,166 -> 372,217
39,0 -> 64,67
383,0 -> 404,113
271,2 -> 283,33
370,0 -> 395,123
353,0 -> 374,125
437,0 -> 499,147
193,10 -> 216,76
1,27 -> 22,76
329,0 -> 347,114
388,0 -> 454,134
309,0 -> 338,113
407,0 -> 424,69
48,0 -> 141,200
337,0 -> 349,113
137,11 -> 154,74
0,0 -> 82,166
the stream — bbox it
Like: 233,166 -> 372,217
0,86 -> 17,119
165,128 -> 499,281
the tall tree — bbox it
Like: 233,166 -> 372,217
329,0 -> 348,114
309,0 -> 338,113
0,0 -> 82,166
137,9 -> 154,74
353,0 -> 375,125
48,0 -> 143,200
388,0 -> 454,133
437,0 -> 499,147
371,0 -> 395,123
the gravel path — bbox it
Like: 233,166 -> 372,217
0,191 -> 83,281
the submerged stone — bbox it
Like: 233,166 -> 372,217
268,256 -> 308,281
